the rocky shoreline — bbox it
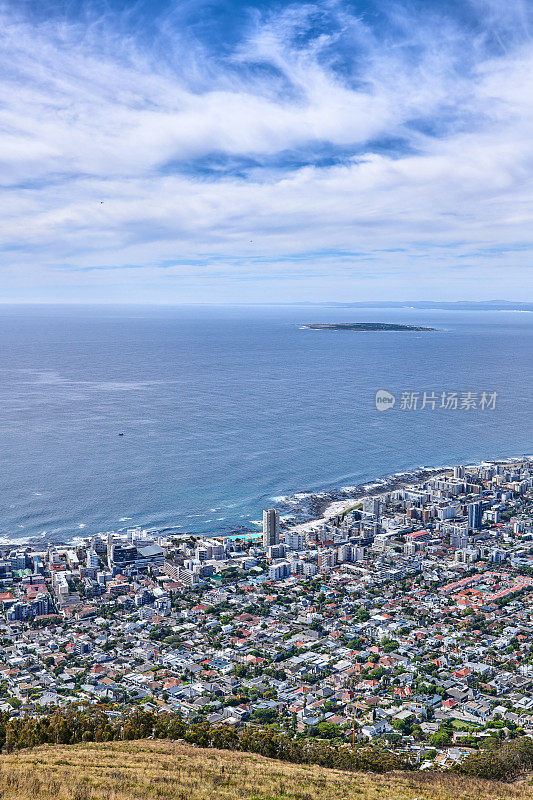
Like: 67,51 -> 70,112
8,458 -> 526,548
276,466 -> 451,530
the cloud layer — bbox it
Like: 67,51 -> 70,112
0,0 -> 532,301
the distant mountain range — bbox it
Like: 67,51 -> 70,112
300,300 -> 533,311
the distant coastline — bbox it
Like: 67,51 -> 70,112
302,322 -> 436,332
291,300 -> 533,311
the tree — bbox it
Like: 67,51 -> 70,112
430,729 -> 451,747
251,708 -> 278,725
315,721 -> 342,740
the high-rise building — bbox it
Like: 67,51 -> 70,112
86,549 -> 99,569
268,561 -> 289,580
9,550 -> 27,572
285,532 -> 305,550
109,543 -> 137,570
454,465 -> 465,479
467,501 -> 483,530
317,549 -> 337,570
267,543 -> 285,559
450,532 -> 469,549
351,545 -> 366,562
262,509 -> 280,548
362,497 -> 381,518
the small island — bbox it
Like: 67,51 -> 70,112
302,322 -> 436,331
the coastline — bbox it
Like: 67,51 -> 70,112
279,456 -> 529,535
0,456 -> 529,549
280,465 -> 451,534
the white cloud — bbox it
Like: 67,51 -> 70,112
0,0 -> 532,301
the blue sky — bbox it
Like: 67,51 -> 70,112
1,0 -> 532,302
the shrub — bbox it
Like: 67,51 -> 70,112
453,736 -> 533,781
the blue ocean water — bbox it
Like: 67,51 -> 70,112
0,304 -> 531,544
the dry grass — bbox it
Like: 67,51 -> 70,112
0,739 -> 531,800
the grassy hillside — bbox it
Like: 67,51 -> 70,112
0,739 -> 532,800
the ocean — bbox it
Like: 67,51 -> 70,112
0,304 -> 531,544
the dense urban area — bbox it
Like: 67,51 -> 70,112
1,458 -> 533,776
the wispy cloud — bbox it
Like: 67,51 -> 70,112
0,0 -> 532,301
